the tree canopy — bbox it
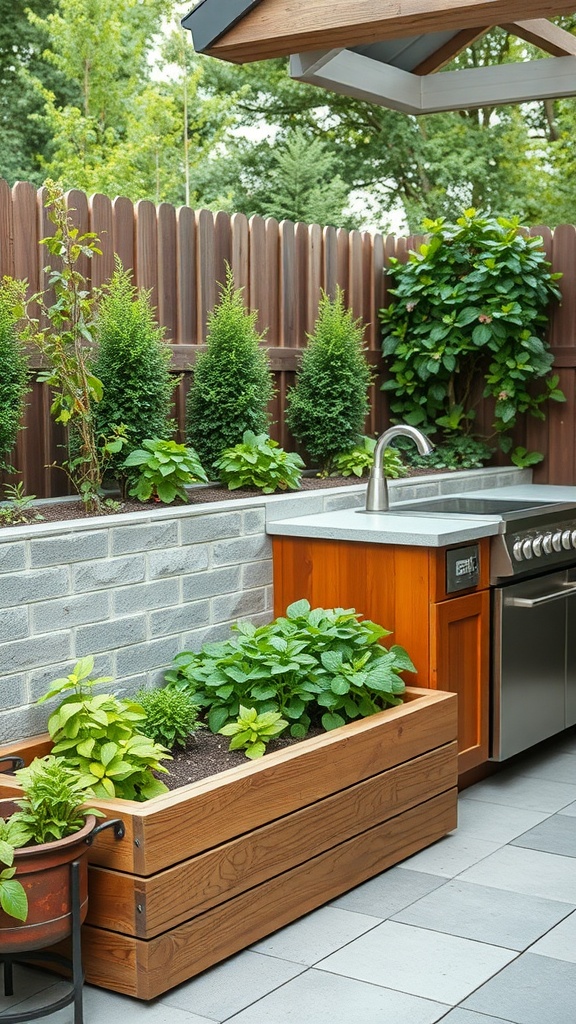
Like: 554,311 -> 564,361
1,4 -> 575,230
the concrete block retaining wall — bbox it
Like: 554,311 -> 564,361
0,467 -> 529,742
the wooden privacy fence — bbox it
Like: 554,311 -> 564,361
0,178 -> 575,496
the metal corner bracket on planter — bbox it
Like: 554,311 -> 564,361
0,688 -> 457,1001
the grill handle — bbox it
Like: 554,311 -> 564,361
509,582 -> 576,608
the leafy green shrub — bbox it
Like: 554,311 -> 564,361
395,434 -> 494,470
214,431 -> 304,493
186,265 -> 274,470
123,438 -> 208,503
93,259 -> 177,480
134,687 -> 200,749
165,600 -> 414,748
37,656 -> 170,801
285,287 -> 373,471
219,705 -> 288,759
0,278 -> 29,474
331,436 -> 407,479
380,209 -> 564,458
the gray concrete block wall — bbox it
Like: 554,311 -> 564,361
0,469 -> 530,743
0,498 -> 278,743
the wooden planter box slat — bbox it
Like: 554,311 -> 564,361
81,788 -> 457,1000
87,741 -> 457,938
0,687 -> 458,1000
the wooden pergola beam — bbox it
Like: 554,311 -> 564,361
200,1 -> 576,64
502,18 -> 576,56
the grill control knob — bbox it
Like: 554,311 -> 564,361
513,540 -> 524,562
552,531 -> 563,552
522,538 -> 534,559
543,533 -> 553,554
562,530 -> 572,550
571,530 -> 576,548
532,536 -> 543,557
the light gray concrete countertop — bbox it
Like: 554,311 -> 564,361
266,483 -> 576,548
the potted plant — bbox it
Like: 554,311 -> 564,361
0,606 -> 458,1001
0,754 -> 119,952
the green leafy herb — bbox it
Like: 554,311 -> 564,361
219,705 -> 288,758
214,431 -> 304,493
38,656 -> 171,801
123,437 -> 208,503
165,600 -> 413,754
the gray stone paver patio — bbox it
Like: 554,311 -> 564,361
1,729 -> 575,1024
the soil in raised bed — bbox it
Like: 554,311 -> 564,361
0,467 -> 449,529
159,725 -> 324,789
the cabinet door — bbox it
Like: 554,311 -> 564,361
430,591 -> 490,774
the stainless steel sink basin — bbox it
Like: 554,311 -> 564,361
361,496 -> 556,516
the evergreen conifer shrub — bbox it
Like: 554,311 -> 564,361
93,260 -> 176,475
186,266 -> 274,471
0,278 -> 29,473
285,287 -> 373,470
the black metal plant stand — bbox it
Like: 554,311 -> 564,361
0,819 -> 125,1024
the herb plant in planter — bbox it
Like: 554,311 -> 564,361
165,599 -> 415,750
37,656 -> 170,800
214,431 -> 304,493
0,754 -> 104,955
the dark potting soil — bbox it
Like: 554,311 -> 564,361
2,467 -> 448,529
158,725 -> 325,790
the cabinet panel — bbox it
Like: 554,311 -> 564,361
430,591 -> 490,773
272,537 -> 430,684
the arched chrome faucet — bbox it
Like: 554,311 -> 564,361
365,426 -> 434,511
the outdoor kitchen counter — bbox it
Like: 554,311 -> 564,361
265,483 -> 576,546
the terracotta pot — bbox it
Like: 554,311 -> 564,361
0,798 -> 96,953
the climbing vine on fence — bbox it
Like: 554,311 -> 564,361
379,209 -> 564,463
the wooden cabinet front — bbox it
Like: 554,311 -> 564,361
430,590 -> 490,774
272,535 -> 491,774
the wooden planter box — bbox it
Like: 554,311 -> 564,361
0,687 -> 457,1000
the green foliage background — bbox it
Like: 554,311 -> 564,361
2,5 -> 576,231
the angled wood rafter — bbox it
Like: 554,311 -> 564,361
502,18 -> 576,56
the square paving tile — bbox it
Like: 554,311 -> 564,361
509,751 -> 576,786
530,909 -> 576,963
458,845 -> 576,903
224,968 -> 449,1024
391,879 -> 574,950
161,949 -> 304,1021
460,773 -> 576,813
399,833 -> 501,877
330,865 -> 446,918
0,977 -> 215,1024
250,905 -> 381,965
317,920 -> 516,1005
455,799 -> 551,845
558,799 -> 576,817
462,952 -> 576,1024
439,1012 -> 516,1024
510,813 -> 576,858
